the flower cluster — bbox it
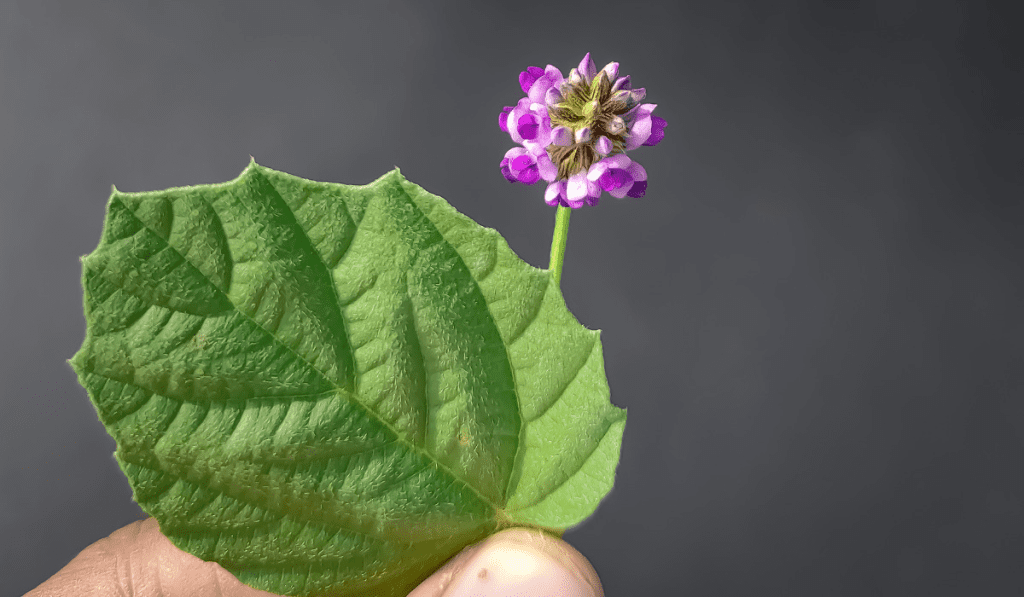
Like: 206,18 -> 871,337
499,53 -> 666,208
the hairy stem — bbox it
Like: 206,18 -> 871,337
548,205 -> 572,286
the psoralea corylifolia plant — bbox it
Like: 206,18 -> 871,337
68,51 -> 648,597
499,52 -> 666,284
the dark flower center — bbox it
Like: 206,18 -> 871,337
546,71 -> 633,180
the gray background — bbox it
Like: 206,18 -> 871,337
2,1 -> 1021,595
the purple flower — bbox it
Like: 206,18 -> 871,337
499,53 -> 665,208
624,104 -> 666,150
501,147 -> 556,185
587,154 -> 648,199
521,65 -> 566,105
505,97 -> 554,147
498,105 -> 514,133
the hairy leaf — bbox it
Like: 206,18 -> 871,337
69,161 -> 626,597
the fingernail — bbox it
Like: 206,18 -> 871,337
441,530 -> 601,597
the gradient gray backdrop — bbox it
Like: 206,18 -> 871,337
3,1 -> 1022,595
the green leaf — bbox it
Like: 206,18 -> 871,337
69,161 -> 626,597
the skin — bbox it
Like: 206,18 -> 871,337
24,518 -> 603,597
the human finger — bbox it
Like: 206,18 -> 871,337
407,527 -> 603,597
24,517 -> 280,597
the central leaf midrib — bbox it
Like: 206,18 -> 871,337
106,168 -> 505,519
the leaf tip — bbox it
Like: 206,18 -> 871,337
66,352 -> 83,374
238,156 -> 264,182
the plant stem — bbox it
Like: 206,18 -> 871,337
548,205 -> 572,286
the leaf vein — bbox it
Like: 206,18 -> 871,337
506,275 -> 551,346
525,332 -> 598,424
519,414 -> 617,508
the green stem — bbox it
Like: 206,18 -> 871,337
548,205 -> 572,286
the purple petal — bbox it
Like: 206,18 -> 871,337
499,157 -> 515,182
510,154 -> 533,172
522,139 -> 548,157
587,161 -> 609,183
595,135 -> 613,156
622,102 -> 654,125
626,180 -> 647,198
605,156 -> 638,199
544,86 -> 562,107
626,115 -> 651,150
507,97 -> 532,143
518,164 -> 540,185
608,177 -> 632,198
625,106 -> 657,150
504,146 -> 528,161
577,52 -> 597,82
566,171 -> 590,205
627,88 -> 646,106
600,61 -> 619,83
587,154 -> 631,188
517,113 -> 539,140
599,168 -> 631,192
537,153 -> 558,182
550,125 -> 572,146
504,148 -> 542,185
543,64 -> 565,94
498,106 -> 513,133
610,75 -> 631,93
642,115 -> 667,147
545,180 -> 566,206
609,89 -> 630,104
601,153 -> 632,171
529,66 -> 564,104
519,66 -> 545,95
528,77 -> 552,104
626,160 -> 647,181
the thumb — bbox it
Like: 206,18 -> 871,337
408,527 -> 603,597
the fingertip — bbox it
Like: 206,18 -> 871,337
435,528 -> 603,597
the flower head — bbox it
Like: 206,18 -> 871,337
499,53 -> 665,208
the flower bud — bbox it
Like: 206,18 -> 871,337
550,126 -> 573,147
577,52 -> 598,82
544,87 -> 563,107
595,135 -> 613,156
610,75 -> 631,94
600,62 -> 619,83
574,127 -> 592,144
606,116 -> 626,136
609,89 -> 631,105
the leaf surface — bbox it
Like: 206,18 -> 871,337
70,161 -> 626,596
